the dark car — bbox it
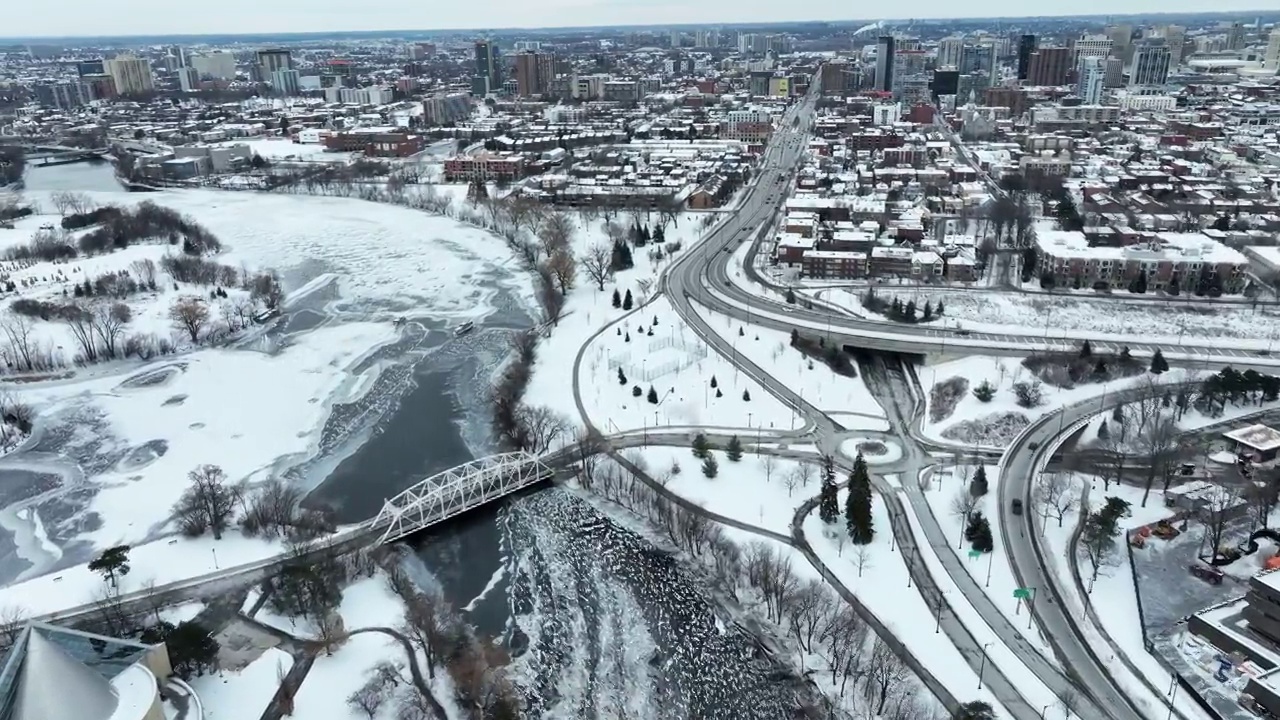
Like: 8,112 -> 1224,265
1011,499 -> 1024,516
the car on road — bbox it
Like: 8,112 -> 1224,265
1011,498 -> 1023,515
954,329 -> 971,336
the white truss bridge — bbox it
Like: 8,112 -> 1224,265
370,451 -> 555,545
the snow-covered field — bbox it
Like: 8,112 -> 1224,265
920,465 -> 1056,659
693,302 -> 887,425
921,354 -> 1194,448
213,138 -> 357,163
577,295 -> 791,433
633,445 -> 817,536
525,209 -> 770,434
818,286 -> 1280,345
188,646 -> 293,720
804,490 -> 1015,718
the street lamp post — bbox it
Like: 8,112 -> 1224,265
977,642 -> 994,690
211,547 -> 219,570
985,550 -> 994,588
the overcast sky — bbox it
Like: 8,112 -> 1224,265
7,0 -> 1277,38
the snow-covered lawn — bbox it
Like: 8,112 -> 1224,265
693,302 -> 887,423
577,295 -> 792,433
921,354 -> 1194,448
158,600 -> 205,625
213,139 -> 357,164
919,465 -> 1056,660
188,647 -> 293,720
633,445 -> 817,536
816,285 -> 1280,345
1040,476 -> 1214,720
804,491 -> 1016,719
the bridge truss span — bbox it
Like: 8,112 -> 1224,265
372,451 -> 553,545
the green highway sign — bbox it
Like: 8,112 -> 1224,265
968,550 -> 983,559
1013,588 -> 1033,600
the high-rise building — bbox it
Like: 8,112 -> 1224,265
1130,41 -> 1171,87
512,41 -> 542,52
1077,57 -> 1106,104
271,68 -> 301,96
1227,22 -> 1246,51
937,36 -> 964,68
875,36 -> 895,93
191,52 -> 237,80
256,49 -> 293,75
961,43 -> 996,83
104,54 -> 154,95
1107,24 -> 1135,62
423,92 -> 472,126
1074,34 -> 1113,67
1026,46 -> 1071,86
514,51 -> 554,96
1265,28 -> 1280,72
472,40 -> 501,95
34,81 -> 92,109
177,67 -> 200,92
1017,34 -> 1037,80
1152,25 -> 1188,68
76,59 -> 104,77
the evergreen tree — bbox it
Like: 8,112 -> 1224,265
845,453 -> 875,544
654,225 -> 666,242
726,435 -> 743,461
789,328 -> 799,346
818,455 -> 839,524
1150,349 -> 1169,374
618,367 -> 627,385
647,386 -> 658,403
922,302 -> 933,321
692,433 -> 710,459
964,510 -> 985,544
742,389 -> 751,401
972,380 -> 997,402
935,300 -> 945,315
710,375 -> 718,388
903,300 -> 917,322
702,454 -> 719,478
623,289 -> 633,310
970,465 -> 989,497
1096,419 -> 1110,440
954,701 -> 996,720
1079,339 -> 1093,359
715,388 -> 723,398
632,385 -> 642,397
785,288 -> 797,304
612,289 -> 621,308
972,516 -> 994,553
1119,346 -> 1133,365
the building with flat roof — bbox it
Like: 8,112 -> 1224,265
1033,229 -> 1248,293
1225,424 -> 1280,463
0,622 -> 176,720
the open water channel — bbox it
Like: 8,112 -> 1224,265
0,162 -> 808,718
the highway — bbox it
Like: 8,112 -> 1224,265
1001,386 -> 1200,720
661,86 -> 1157,720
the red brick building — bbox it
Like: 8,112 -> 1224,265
324,131 -> 425,157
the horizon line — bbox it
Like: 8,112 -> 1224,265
3,9 -> 1277,44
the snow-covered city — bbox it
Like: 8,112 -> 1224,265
3,9 -> 1280,720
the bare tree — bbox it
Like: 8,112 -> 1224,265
864,637 -> 911,716
170,297 -> 210,343
402,590 -> 449,680
1137,411 -> 1185,507
1033,472 -> 1079,528
0,605 -> 28,651
852,543 -> 873,577
760,454 -> 777,483
950,490 -> 979,548
783,471 -> 798,497
1199,482 -> 1240,563
578,242 -> 613,291
538,211 -> 575,257
139,578 -> 165,623
63,304 -> 99,363
505,196 -> 546,241
514,404 -> 570,454
315,610 -> 347,655
89,302 -> 132,359
0,315 -> 39,372
347,677 -> 389,719
545,247 -> 577,295
172,464 -> 242,539
794,461 -> 814,488
604,221 -> 627,248
130,259 -> 158,287
50,192 -> 74,216
1246,470 -> 1280,530
823,606 -> 869,696
783,579 -> 830,653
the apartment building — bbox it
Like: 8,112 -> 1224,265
105,54 -> 154,95
422,93 -> 472,126
324,130 -> 425,157
1033,230 -> 1248,293
444,151 -> 526,181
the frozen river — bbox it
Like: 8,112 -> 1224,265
0,162 -> 811,719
